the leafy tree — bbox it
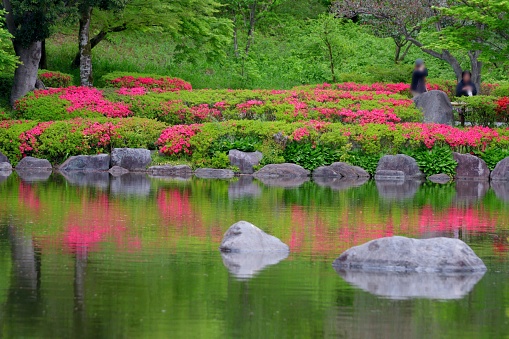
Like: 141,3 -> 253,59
2,0 -> 66,105
332,0 -> 483,86
0,9 -> 17,73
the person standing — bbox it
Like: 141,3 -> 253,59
410,59 -> 428,97
456,70 -> 478,97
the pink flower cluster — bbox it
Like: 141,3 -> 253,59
59,87 -> 131,118
116,87 -> 147,96
333,82 -> 410,94
157,124 -> 203,156
292,127 -> 310,141
314,107 -> 401,124
19,121 -> 54,156
237,100 -> 264,113
109,75 -> 192,92
82,122 -> 121,148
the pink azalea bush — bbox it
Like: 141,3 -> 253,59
38,70 -> 73,88
105,74 -> 192,92
157,124 -> 203,156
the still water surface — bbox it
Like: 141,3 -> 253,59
0,171 -> 508,338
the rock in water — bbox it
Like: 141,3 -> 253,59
220,221 -> 289,253
491,157 -> 509,181
375,154 -> 424,179
253,163 -> 310,178
59,154 -> 110,172
15,157 -> 52,171
221,251 -> 289,280
413,90 -> 454,125
0,151 -> 9,164
453,152 -> 489,180
0,162 -> 12,171
313,162 -> 369,178
111,148 -> 151,172
228,150 -> 263,174
195,168 -> 235,179
332,236 -> 486,273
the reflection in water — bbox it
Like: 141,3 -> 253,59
455,180 -> 489,204
15,170 -> 52,182
59,171 -> 110,189
335,268 -> 485,300
221,251 -> 289,280
0,170 -> 11,183
228,176 -> 261,199
376,180 -> 421,200
491,181 -> 509,201
313,176 -> 369,191
110,173 -> 151,196
254,176 -> 309,188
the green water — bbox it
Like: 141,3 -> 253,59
0,172 -> 508,339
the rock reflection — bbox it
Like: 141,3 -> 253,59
335,268 -> 485,300
314,176 -> 369,191
110,173 -> 151,196
376,180 -> 421,200
454,180 -> 489,204
59,171 -> 110,189
221,251 -> 289,280
0,170 -> 12,183
255,176 -> 309,188
15,170 -> 52,182
491,181 -> 509,202
228,176 -> 261,199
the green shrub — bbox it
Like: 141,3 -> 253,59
461,96 -> 498,127
15,93 -> 93,121
474,147 -> 509,170
0,120 -> 38,164
347,150 -> 382,175
492,83 -> 509,98
404,146 -> 457,176
38,70 -> 74,88
283,141 -> 340,170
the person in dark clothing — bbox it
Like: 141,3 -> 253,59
411,58 -> 428,97
456,70 -> 477,97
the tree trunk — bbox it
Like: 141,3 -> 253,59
468,50 -> 482,91
394,44 -> 401,64
72,24 -> 126,68
245,1 -> 257,55
325,40 -> 336,82
78,6 -> 93,86
39,39 -> 47,69
10,41 -> 42,107
233,15 -> 239,58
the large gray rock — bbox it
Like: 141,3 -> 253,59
220,221 -> 290,253
0,151 -> 8,164
332,236 -> 486,273
413,90 -> 454,125
335,269 -> 485,300
228,150 -> 263,174
313,162 -> 369,178
0,169 -> 11,183
491,157 -> 509,181
195,168 -> 235,179
0,162 -> 12,171
221,251 -> 289,280
453,152 -> 489,180
253,163 -> 310,179
108,166 -> 129,176
314,176 -> 369,191
374,170 -> 406,181
15,157 -> 52,171
255,176 -> 309,188
111,148 -> 151,171
59,154 -> 110,172
148,165 -> 193,177
375,154 -> 424,179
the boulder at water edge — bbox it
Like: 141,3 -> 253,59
195,168 -> 235,179
413,90 -> 454,125
0,162 -> 12,171
220,221 -> 290,253
228,150 -> 263,174
59,154 -> 110,172
108,166 -> 129,176
491,157 -> 509,181
0,151 -> 9,164
453,152 -> 489,181
111,148 -> 151,172
15,157 -> 52,171
375,154 -> 424,180
313,162 -> 369,178
253,163 -> 310,179
148,165 -> 193,177
332,236 -> 486,273
427,173 -> 451,184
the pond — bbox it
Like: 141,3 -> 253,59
0,171 -> 508,338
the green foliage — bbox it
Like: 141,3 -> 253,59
283,141 -> 340,170
404,146 -> 457,176
475,147 -> 509,171
38,70 -> 74,88
0,121 -> 37,164
492,84 -> 509,98
14,93 -> 99,121
0,10 -> 18,72
461,96 -> 498,127
209,135 -> 261,154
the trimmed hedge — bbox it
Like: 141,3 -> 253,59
38,70 -> 74,88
